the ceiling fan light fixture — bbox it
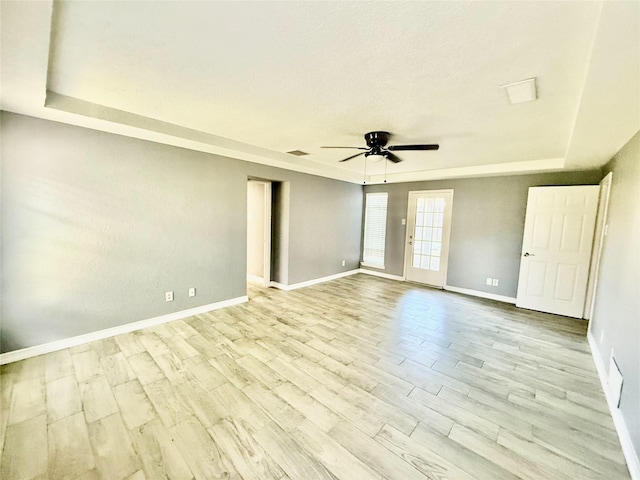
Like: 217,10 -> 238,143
368,154 -> 387,163
502,77 -> 537,104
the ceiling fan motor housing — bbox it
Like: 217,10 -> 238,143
364,131 -> 390,148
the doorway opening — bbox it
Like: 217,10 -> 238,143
247,180 -> 272,290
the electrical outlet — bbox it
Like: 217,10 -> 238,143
188,287 -> 196,297
492,279 -> 499,287
165,291 -> 174,302
341,260 -> 346,267
486,277 -> 492,286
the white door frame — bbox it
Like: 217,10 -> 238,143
586,172 -> 613,323
247,180 -> 272,287
402,189 -> 454,287
261,182 -> 272,287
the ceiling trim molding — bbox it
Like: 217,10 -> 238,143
44,91 -> 364,183
364,157 -> 566,185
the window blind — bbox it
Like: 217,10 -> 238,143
363,192 -> 388,267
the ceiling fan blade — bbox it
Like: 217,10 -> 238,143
339,152 -> 366,162
321,146 -> 368,150
386,152 -> 402,163
387,144 -> 439,151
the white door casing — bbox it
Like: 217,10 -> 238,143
585,172 -> 612,322
516,185 -> 599,318
404,190 -> 454,287
247,180 -> 272,287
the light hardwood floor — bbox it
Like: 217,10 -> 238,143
0,274 -> 631,479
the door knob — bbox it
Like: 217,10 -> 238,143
524,252 -> 534,257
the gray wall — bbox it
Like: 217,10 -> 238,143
362,170 -> 602,298
287,174 -> 363,284
0,112 -> 362,353
590,130 -> 640,459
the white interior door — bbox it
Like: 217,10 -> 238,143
404,190 -> 454,287
516,185 -> 599,318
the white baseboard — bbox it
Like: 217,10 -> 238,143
357,271 -> 517,304
247,274 -> 264,285
444,285 -> 517,304
270,269 -> 360,291
360,262 -> 385,270
0,296 -> 248,365
358,268 -> 405,282
588,332 -> 640,480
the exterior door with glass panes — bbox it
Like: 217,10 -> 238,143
404,190 -> 454,287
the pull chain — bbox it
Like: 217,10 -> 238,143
384,156 -> 388,183
363,155 -> 368,184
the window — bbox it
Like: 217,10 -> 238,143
362,192 -> 388,267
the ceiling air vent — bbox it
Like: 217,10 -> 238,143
287,150 -> 309,156
502,77 -> 537,105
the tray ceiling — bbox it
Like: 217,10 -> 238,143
2,1 -> 638,183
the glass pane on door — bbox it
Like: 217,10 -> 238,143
412,196 -> 446,272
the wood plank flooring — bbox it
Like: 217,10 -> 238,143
0,274 -> 631,479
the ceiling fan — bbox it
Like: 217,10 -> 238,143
322,131 -> 439,163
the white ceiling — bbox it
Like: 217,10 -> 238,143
2,1 -> 638,184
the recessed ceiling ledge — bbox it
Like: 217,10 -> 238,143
364,157 -> 566,185
44,91 -> 363,184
